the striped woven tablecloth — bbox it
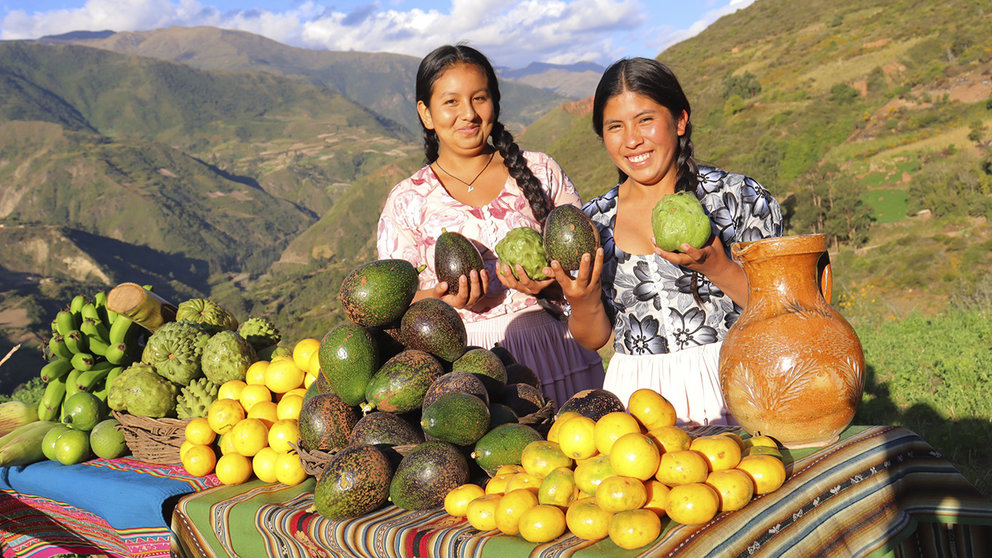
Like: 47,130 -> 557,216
0,457 -> 221,558
172,425 -> 992,558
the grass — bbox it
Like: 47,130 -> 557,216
860,188 -> 908,222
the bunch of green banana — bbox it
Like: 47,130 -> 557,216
0,420 -> 60,467
40,290 -> 143,423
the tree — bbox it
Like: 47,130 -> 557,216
722,71 -> 762,100
789,163 -> 873,247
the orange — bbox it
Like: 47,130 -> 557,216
208,398 -> 246,435
466,494 -> 502,531
573,454 -> 615,495
504,472 -> 543,495
608,508 -> 662,550
247,400 -> 279,427
595,475 -> 648,513
520,441 -> 572,478
252,446 -> 281,483
485,473 -> 514,495
609,432 -> 661,481
494,464 -> 525,477
546,411 -> 580,444
593,412 -> 642,456
267,419 -> 300,453
275,451 -> 308,485
230,418 -> 269,457
181,444 -> 217,477
706,469 -> 754,512
642,480 -> 670,517
495,489 -> 539,535
217,432 -> 237,455
179,439 -> 196,460
744,434 -> 779,450
736,455 -> 787,495
745,445 -> 785,460
276,394 -> 304,421
238,384 -> 272,413
184,417 -> 217,446
265,358 -> 306,394
215,453 -> 253,485
557,416 -> 597,459
718,431 -> 747,452
292,338 -> 321,372
655,450 -> 709,486
444,483 -> 485,517
645,425 -> 693,453
217,379 -> 247,401
565,498 -> 613,540
538,467 -> 577,508
690,434 -> 743,471
307,350 -> 321,376
666,482 -> 720,525
627,388 -> 677,430
517,504 -> 567,544
245,360 -> 269,385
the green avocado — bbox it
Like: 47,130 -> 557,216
651,191 -> 712,251
470,422 -> 544,477
421,392 -> 491,446
543,205 -> 601,272
451,347 -> 507,397
389,440 -> 469,510
313,443 -> 395,520
434,230 -> 485,296
399,298 -> 467,362
363,349 -> 445,413
338,259 -> 419,327
318,323 -> 379,406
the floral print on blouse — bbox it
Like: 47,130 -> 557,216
583,167 -> 784,356
377,151 -> 582,324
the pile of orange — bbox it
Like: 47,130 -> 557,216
179,338 -> 322,486
443,388 -> 788,550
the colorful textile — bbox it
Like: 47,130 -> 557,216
172,425 -> 992,558
0,457 -> 220,558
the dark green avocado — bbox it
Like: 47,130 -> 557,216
339,259 -> 419,327
434,229 -> 485,295
389,440 -> 469,510
399,298 -> 467,362
543,204 -> 601,272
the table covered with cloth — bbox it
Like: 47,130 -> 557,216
0,457 -> 221,558
172,424 -> 992,558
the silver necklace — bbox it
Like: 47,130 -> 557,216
433,151 -> 496,193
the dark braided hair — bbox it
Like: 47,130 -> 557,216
591,57 -> 699,193
416,44 -> 550,223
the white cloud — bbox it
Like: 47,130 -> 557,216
648,0 -> 756,55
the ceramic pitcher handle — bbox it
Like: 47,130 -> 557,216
818,252 -> 833,303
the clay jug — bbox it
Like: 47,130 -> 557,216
719,234 -> 864,449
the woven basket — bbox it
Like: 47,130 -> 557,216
518,399 -> 556,436
113,410 -> 191,464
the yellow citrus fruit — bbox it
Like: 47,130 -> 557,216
179,439 -> 195,460
546,411 -> 580,444
292,338 -> 321,371
494,464 -> 525,476
655,450 -> 710,486
595,475 -> 648,513
181,443 -> 217,477
642,480 -> 670,517
573,454 -> 615,495
265,358 -> 306,394
504,472 -> 543,495
736,455 -> 787,495
666,482 -> 720,525
466,494 -> 502,531
275,451 -> 308,485
308,350 -> 321,376
537,467 -> 577,508
706,469 -> 754,512
517,504 -> 567,544
609,432 -> 661,481
608,508 -> 662,550
184,417 -> 217,446
718,431 -> 747,452
239,384 -> 272,413
252,446 -> 281,483
247,400 -> 279,428
627,388 -> 678,430
521,440 -> 573,478
557,415 -> 597,460
276,394 -> 304,421
745,445 -> 785,460
217,380 -> 247,401
245,360 -> 269,385
485,473 -> 514,495
231,418 -> 269,457
284,387 -> 307,399
744,434 -> 779,450
495,488 -> 540,535
690,434 -> 743,471
215,453 -> 253,485
217,432 -> 236,455
444,483 -> 485,517
208,398 -> 246,435
593,412 -> 642,456
303,372 -> 317,388
565,498 -> 613,540
267,419 -> 300,453
645,425 -> 692,453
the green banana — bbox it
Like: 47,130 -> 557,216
94,291 -> 112,327
63,330 -> 89,354
104,343 -> 129,365
48,335 -> 73,360
69,295 -> 88,315
63,369 -> 82,399
40,358 -> 73,383
37,378 -> 67,422
75,362 -> 114,392
0,420 -> 61,467
104,366 -> 124,391
70,352 -> 95,372
94,290 -> 108,309
80,302 -> 102,324
81,317 -> 110,343
87,335 -> 110,357
108,315 -> 135,346
53,309 -> 79,338
0,400 -> 39,437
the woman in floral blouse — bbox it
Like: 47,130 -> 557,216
549,57 -> 783,425
377,44 -> 604,405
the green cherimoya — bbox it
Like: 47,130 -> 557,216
237,317 -> 282,353
107,363 -> 179,418
201,330 -> 257,385
495,227 -> 550,280
651,191 -> 712,252
141,320 -> 211,386
176,377 -> 220,419
175,298 -> 239,334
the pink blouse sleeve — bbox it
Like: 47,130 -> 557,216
376,186 -> 425,270
533,152 -> 582,208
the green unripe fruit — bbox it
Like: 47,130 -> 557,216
495,227 -> 550,280
651,191 -> 712,252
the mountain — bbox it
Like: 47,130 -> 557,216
36,26 -> 570,135
498,61 -> 606,99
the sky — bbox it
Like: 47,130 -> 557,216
0,0 -> 755,68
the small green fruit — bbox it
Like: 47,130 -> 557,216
63,391 -> 105,432
54,428 -> 92,465
90,418 -> 128,459
651,191 -> 712,252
